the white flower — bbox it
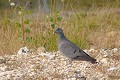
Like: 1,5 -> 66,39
10,3 -> 15,6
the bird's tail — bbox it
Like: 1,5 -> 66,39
90,58 -> 97,64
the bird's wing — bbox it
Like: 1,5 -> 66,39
58,41 -> 84,58
59,41 -> 96,62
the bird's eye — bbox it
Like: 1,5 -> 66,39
57,29 -> 59,30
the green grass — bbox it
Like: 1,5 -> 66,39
0,1 -> 120,55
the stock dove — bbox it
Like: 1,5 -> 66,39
55,28 -> 96,64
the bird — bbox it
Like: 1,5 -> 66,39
55,28 -> 97,64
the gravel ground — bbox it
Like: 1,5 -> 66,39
0,48 -> 120,80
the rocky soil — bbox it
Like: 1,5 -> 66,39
0,47 -> 120,80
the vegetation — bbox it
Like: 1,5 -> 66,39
0,0 -> 120,55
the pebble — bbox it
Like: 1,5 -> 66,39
107,66 -> 119,71
0,48 -> 119,80
100,58 -> 108,63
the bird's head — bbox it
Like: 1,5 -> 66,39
55,28 -> 63,34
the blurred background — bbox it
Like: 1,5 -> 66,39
0,0 -> 120,55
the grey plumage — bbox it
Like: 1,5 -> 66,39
55,28 -> 96,64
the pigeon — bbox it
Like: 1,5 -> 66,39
55,28 -> 97,64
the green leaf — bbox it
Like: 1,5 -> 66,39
50,17 -> 54,22
26,10 -> 31,15
51,23 -> 55,29
19,6 -> 24,11
7,19 -> 12,23
25,28 -> 30,33
55,11 -> 59,17
18,37 -> 23,42
24,19 -> 30,24
26,37 -> 32,42
57,16 -> 62,21
16,22 -> 21,28
18,11 -> 23,16
18,32 -> 22,36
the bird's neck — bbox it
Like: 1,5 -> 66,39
58,33 -> 67,44
58,33 -> 66,40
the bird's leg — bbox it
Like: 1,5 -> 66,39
67,59 -> 73,66
66,59 -> 73,73
63,58 -> 72,73
69,59 -> 73,64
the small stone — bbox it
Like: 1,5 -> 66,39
29,48 -> 38,55
0,57 -> 6,64
89,48 -> 95,52
92,77 -> 99,80
100,58 -> 108,63
83,49 -> 88,53
39,52 -> 55,60
17,47 -> 29,54
31,64 -> 42,69
0,66 -> 9,71
112,48 -> 118,53
37,47 -> 46,53
103,54 -> 109,58
107,67 -> 119,71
